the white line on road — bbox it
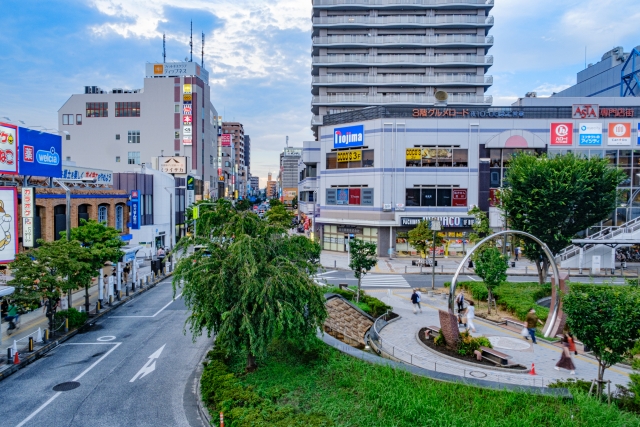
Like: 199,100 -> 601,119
110,293 -> 182,319
130,344 -> 166,383
317,270 -> 337,276
15,342 -> 121,427
467,276 -> 479,282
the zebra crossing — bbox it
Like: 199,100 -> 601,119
359,275 -> 412,288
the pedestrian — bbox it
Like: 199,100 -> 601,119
567,332 -> 578,356
410,289 -> 422,314
123,264 -> 131,284
103,274 -> 109,302
157,247 -> 166,258
455,292 -> 465,313
466,301 -> 476,332
514,246 -> 520,261
555,333 -> 576,375
525,308 -> 542,344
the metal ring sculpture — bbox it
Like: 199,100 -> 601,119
448,230 -> 561,338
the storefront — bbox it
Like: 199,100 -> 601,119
395,216 -> 476,257
322,225 -> 378,252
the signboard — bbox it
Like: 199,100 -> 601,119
183,116 -> 192,124
638,123 -> 640,145
401,216 -> 476,228
452,189 -> 468,207
489,188 -> 500,207
0,123 -> 18,175
187,175 -> 195,191
183,126 -> 193,136
220,134 -> 231,147
550,123 -> 573,146
22,217 -> 34,248
160,157 -> 187,174
61,166 -> 113,185
0,187 -> 18,262
579,123 -> 603,146
18,128 -> 62,178
349,188 -> 361,205
609,122 -> 631,146
183,106 -> 192,115
336,189 -> 349,205
146,62 -> 210,84
284,148 -> 302,157
337,226 -> 362,235
406,148 -> 421,160
183,84 -> 192,94
361,188 -> 373,206
183,94 -> 192,102
183,137 -> 192,146
572,104 -> 599,119
413,108 -> 525,119
333,125 -> 364,148
21,187 -> 34,218
337,150 -> 362,163
326,189 -> 337,205
130,190 -> 140,230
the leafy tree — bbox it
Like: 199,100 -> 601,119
264,204 -> 294,229
407,220 -> 444,263
235,198 -> 252,212
173,211 -> 326,371
348,238 -> 378,303
269,199 -> 283,208
291,196 -> 298,209
468,206 -> 493,248
563,284 -> 640,394
473,247 -> 508,314
500,153 -> 625,283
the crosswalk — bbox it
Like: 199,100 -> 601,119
360,275 -> 411,288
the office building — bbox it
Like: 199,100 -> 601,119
221,122 -> 247,198
266,172 -> 278,199
280,148 -> 302,207
245,135 -> 251,175
311,0 -> 495,137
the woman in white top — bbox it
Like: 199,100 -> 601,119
466,301 -> 477,333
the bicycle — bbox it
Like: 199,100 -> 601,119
5,315 -> 20,336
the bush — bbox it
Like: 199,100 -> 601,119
433,329 -> 446,347
458,330 -> 492,356
326,287 -> 391,318
54,308 -> 88,329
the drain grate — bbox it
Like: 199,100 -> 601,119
53,381 -> 81,392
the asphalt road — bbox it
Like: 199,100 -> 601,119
0,277 -> 213,427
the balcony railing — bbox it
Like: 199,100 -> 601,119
313,0 -> 494,6
311,115 -> 324,125
313,34 -> 493,46
313,53 -> 493,65
313,15 -> 494,26
312,93 -> 493,105
313,74 -> 493,85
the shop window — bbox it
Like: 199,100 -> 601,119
421,188 -> 436,207
406,187 -> 462,207
86,102 -> 108,118
405,189 -> 420,207
326,150 -> 373,169
406,147 -> 467,168
437,188 -> 452,206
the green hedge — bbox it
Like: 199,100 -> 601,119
326,287 -> 391,318
54,308 -> 88,329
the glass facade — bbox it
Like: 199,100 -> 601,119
322,225 -> 377,252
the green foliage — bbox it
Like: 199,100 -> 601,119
269,199 -> 283,208
326,287 -> 391,318
433,329 -> 446,347
347,238 -> 378,302
628,359 -> 640,407
264,205 -> 294,229
235,198 -> 252,212
69,219 -> 125,273
473,247 -> 509,313
54,307 -> 88,329
458,330 -> 492,356
548,378 -> 594,394
407,219 -> 444,259
564,284 -> 640,383
468,206 -> 493,247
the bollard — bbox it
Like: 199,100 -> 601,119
525,266 -> 528,275
405,266 -> 407,274
36,328 -> 43,343
132,280 -> 136,291
220,412 -> 224,427
334,260 -> 336,269
64,318 -> 69,333
109,295 -> 113,305
96,301 -> 101,314
29,337 -> 34,352
7,347 -> 12,365
45,329 -> 49,342
441,265 -> 443,273
126,286 -> 130,297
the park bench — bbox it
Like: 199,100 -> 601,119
480,346 -> 512,366
425,325 -> 441,338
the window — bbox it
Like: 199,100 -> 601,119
98,205 -> 108,224
128,152 -> 140,165
225,161 -> 230,167
116,156 -> 121,162
66,156 -> 71,161
62,114 -> 74,125
128,131 -> 140,144
115,205 -> 124,231
174,131 -> 180,139
66,135 -> 70,141
406,147 -> 468,168
86,102 -> 108,117
326,149 -> 374,169
326,187 -> 373,206
210,155 -> 214,165
115,102 -> 141,117
175,105 -> 180,113
76,114 -> 82,125
406,187 -> 464,207
116,134 -> 120,140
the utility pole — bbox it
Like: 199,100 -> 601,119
430,220 -> 441,290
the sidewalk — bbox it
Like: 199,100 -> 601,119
320,251 -> 640,278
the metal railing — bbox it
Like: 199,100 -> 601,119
313,34 -> 493,46
312,53 -> 492,66
313,74 -> 493,85
371,313 -> 551,388
312,93 -> 493,105
313,0 -> 494,6
313,15 -> 494,26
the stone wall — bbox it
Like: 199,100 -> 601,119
324,295 -> 374,345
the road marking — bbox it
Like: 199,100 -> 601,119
97,336 -> 116,342
15,342 -> 121,427
361,275 -> 411,288
130,344 -> 166,383
317,270 -> 337,276
467,276 -> 479,282
110,293 -> 182,319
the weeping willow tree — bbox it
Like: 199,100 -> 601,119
173,202 -> 326,371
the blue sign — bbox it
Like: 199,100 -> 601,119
130,190 -> 140,230
18,128 -> 62,177
578,123 -> 602,146
333,125 -> 364,148
336,188 -> 349,205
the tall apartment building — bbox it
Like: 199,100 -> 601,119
222,122 -> 247,198
266,172 -> 278,199
311,0 -> 495,137
58,62 -> 219,187
244,135 -> 251,175
280,148 -> 302,207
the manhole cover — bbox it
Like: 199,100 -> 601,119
53,382 -> 81,392
469,371 -> 487,378
488,337 -> 531,351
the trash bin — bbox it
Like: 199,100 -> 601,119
468,260 -> 474,268
151,259 -> 162,275
511,262 -> 516,268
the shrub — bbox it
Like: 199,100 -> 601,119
458,330 -> 492,356
433,329 -> 446,347
326,287 -> 391,318
54,308 -> 88,329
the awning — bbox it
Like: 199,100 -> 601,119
0,286 -> 15,297
121,245 -> 144,263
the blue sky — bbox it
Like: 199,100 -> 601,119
1,0 -> 640,185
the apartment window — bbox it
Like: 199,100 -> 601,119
62,114 -> 74,125
326,149 -> 374,169
76,114 -> 82,125
406,146 -> 468,168
405,187 -> 466,207
116,156 -> 121,163
128,130 -> 140,144
174,131 -> 180,139
175,105 -> 180,113
116,134 -> 120,140
210,155 -> 214,165
98,205 -> 108,224
66,156 -> 71,161
66,135 -> 70,141
115,205 -> 124,231
86,102 -> 108,118
115,102 -> 141,117
128,152 -> 140,165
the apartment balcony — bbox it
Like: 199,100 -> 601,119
312,53 -> 493,68
313,15 -> 494,28
313,0 -> 494,9
311,115 -> 324,126
313,34 -> 493,49
312,74 -> 493,87
312,93 -> 493,106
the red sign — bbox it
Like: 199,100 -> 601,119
220,134 -> 231,147
489,189 -> 500,207
600,108 -> 634,118
23,145 -> 34,163
572,104 -> 599,119
183,116 -> 192,124
550,123 -> 573,145
349,188 -> 361,205
452,189 -> 467,207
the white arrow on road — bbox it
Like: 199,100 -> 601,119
130,344 -> 166,383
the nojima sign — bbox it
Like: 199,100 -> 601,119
333,125 -> 364,148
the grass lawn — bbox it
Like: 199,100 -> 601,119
202,339 -> 640,427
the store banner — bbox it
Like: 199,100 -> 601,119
21,187 -> 35,218
550,123 -> 573,145
23,217 -> 34,248
0,123 -> 18,175
0,187 -> 18,262
18,128 -> 62,177
452,189 -> 467,207
333,125 -> 364,149
579,123 -> 602,146
349,188 -> 361,205
609,122 -> 631,146
336,189 -> 349,205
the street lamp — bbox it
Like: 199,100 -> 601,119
165,186 -> 185,252
430,220 -> 441,290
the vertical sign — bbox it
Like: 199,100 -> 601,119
22,187 -> 35,247
0,123 -> 19,175
186,175 -> 195,207
22,217 -> 34,248
550,123 -> 573,145
608,122 -> 631,146
0,187 -> 18,262
130,190 -> 140,230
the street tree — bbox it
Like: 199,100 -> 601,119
264,204 -> 294,229
407,219 -> 444,265
235,199 -> 252,212
291,196 -> 298,209
173,211 -> 326,371
348,238 -> 378,302
473,247 -> 508,314
563,284 -> 640,394
500,153 -> 625,283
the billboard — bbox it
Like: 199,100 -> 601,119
550,123 -> 573,146
146,62 -> 210,84
336,189 -> 349,205
0,187 -> 18,262
0,123 -> 18,175
160,157 -> 187,174
221,134 -> 231,147
579,123 -> 602,146
609,122 -> 631,146
18,128 -> 62,177
452,189 -> 468,207
61,166 -> 113,185
130,190 -> 140,230
334,125 -> 364,149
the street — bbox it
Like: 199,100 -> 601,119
0,277 -> 212,427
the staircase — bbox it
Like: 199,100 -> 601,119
556,216 -> 640,269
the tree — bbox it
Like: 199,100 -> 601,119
173,211 -> 326,371
291,195 -> 298,209
235,199 -> 252,212
468,206 -> 493,248
500,153 -> 625,284
563,284 -> 640,393
407,220 -> 444,265
264,204 -> 294,229
473,248 -> 508,314
348,238 -> 378,303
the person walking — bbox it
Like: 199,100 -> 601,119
555,333 -> 576,375
514,246 -> 520,261
3,302 -> 19,330
525,308 -> 542,344
466,301 -> 476,333
567,332 -> 578,356
410,289 -> 422,314
455,292 -> 465,313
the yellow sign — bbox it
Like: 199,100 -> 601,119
193,206 -> 200,220
153,64 -> 164,75
183,94 -> 192,101
337,150 -> 362,163
183,84 -> 192,94
406,148 -> 421,160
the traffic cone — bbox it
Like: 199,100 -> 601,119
13,350 -> 20,365
529,363 -> 537,375
36,328 -> 43,343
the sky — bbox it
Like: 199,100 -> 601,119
1,0 -> 640,187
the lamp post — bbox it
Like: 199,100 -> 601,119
430,220 -> 441,290
164,186 -> 185,251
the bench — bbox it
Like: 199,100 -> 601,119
480,346 -> 512,366
424,325 -> 441,338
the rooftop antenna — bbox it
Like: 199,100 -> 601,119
190,21 -> 193,62
201,32 -> 205,68
163,33 -> 166,63
286,136 -> 289,148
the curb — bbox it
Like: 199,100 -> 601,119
195,346 -> 214,426
0,272 -> 173,383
